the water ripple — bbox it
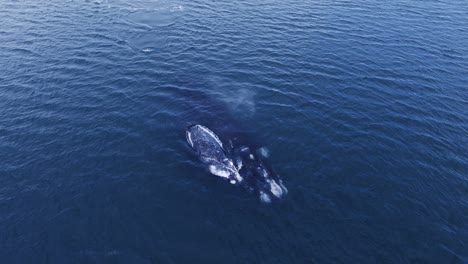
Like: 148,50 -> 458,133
1,0 -> 468,262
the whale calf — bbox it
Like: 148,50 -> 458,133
186,124 -> 287,202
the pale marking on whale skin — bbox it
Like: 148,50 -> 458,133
201,156 -> 221,165
186,131 -> 194,148
233,171 -> 243,182
236,158 -> 243,170
279,180 -> 288,195
205,158 -> 243,182
209,165 -> 230,179
259,147 -> 269,158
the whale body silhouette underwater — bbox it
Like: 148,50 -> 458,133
186,124 -> 287,203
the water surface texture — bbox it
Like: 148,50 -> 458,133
1,0 -> 467,263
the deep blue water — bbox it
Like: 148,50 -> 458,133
1,0 -> 468,263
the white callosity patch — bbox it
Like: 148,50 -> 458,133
249,154 -> 254,160
259,191 -> 271,203
186,130 -> 194,148
208,162 -> 243,183
209,165 -> 230,179
269,180 -> 284,198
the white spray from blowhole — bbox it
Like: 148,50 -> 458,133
221,89 -> 256,118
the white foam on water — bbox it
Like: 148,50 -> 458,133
141,48 -> 153,53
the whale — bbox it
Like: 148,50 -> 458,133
186,124 -> 243,184
186,124 -> 287,202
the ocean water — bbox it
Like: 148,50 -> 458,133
1,0 -> 467,263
